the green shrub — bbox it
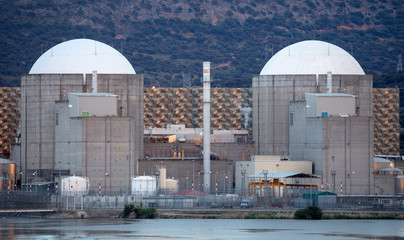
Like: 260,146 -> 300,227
123,204 -> 135,218
294,206 -> 323,220
136,207 -> 157,219
122,204 -> 157,219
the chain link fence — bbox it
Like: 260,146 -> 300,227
1,190 -> 403,212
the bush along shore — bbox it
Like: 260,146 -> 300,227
155,208 -> 404,220
46,208 -> 404,220
119,204 -> 157,219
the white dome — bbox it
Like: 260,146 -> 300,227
29,39 -> 136,74
260,40 -> 365,75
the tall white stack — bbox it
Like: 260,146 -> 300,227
202,61 -> 211,193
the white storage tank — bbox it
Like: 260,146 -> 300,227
131,176 -> 157,196
159,167 -> 167,189
165,178 -> 179,194
61,176 -> 90,196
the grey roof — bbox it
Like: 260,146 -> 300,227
378,168 -> 402,172
0,158 -> 12,164
69,93 -> 118,97
247,172 -> 318,179
374,157 -> 392,163
306,93 -> 355,97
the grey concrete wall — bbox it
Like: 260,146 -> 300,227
54,102 -> 83,176
21,74 -> 144,186
211,143 -> 255,162
374,174 -> 399,195
289,101 -> 313,164
81,117 -> 135,195
320,117 -> 374,195
318,74 -> 373,117
235,161 -> 255,195
21,74 -> 85,183
69,94 -> 118,117
253,74 -> 372,156
289,100 -> 374,195
306,94 -> 356,117
91,74 -> 144,173
253,75 -> 318,156
304,118 -> 324,173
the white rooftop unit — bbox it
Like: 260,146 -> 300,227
305,93 -> 356,118
68,93 -> 118,117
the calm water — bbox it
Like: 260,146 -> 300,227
0,218 -> 403,239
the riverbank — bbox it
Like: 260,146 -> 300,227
158,209 -> 404,220
44,209 -> 404,220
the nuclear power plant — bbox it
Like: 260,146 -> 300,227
0,38 -> 403,208
253,40 -> 374,194
20,39 -> 144,194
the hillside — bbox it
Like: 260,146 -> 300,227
0,0 -> 403,87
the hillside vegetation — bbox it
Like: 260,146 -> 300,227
0,0 -> 403,87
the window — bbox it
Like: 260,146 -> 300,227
184,150 -> 199,158
56,113 -> 58,126
151,149 -> 172,158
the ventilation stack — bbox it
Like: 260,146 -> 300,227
92,70 -> 98,93
326,71 -> 332,93
203,62 -> 211,193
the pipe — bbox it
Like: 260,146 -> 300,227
326,71 -> 332,93
92,70 -> 97,93
203,61 -> 211,193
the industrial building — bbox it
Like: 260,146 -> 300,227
289,93 -> 374,194
251,40 -> 378,195
235,155 -> 315,196
253,40 -> 372,156
0,38 -> 400,198
20,39 -> 144,194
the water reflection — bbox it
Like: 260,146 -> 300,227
0,218 -> 402,240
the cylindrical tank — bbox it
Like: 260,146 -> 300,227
165,178 -> 179,194
61,176 -> 89,196
131,176 -> 156,196
159,167 -> 166,189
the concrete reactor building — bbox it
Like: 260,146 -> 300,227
4,38 -> 399,197
20,39 -> 144,194
253,40 -> 374,194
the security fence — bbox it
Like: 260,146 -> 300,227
1,190 -> 403,212
0,190 -> 52,209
